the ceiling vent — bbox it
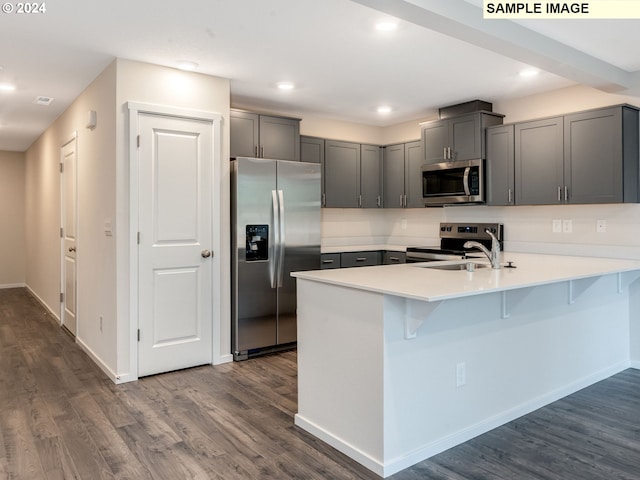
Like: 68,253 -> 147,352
33,96 -> 54,106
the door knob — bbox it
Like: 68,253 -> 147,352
201,249 -> 212,258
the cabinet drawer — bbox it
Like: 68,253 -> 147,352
340,251 -> 381,268
383,251 -> 406,265
320,253 -> 341,269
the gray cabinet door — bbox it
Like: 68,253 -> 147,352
382,251 -> 406,264
360,144 -> 382,208
230,110 -> 259,158
564,107 -> 623,204
404,140 -> 425,208
340,251 -> 381,267
324,140 -> 360,208
450,113 -> 481,161
259,115 -> 300,161
486,124 -> 515,206
422,121 -> 449,164
515,117 -> 564,205
300,136 -> 324,164
383,144 -> 406,208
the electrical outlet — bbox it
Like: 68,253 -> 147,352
552,219 -> 562,233
596,219 -> 606,233
456,362 -> 466,387
562,219 -> 573,233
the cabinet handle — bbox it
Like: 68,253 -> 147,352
388,256 -> 400,262
358,195 -> 362,208
356,257 -> 367,262
399,195 -> 403,207
322,193 -> 326,207
508,188 -> 512,204
564,186 -> 569,202
403,195 -> 407,207
260,146 -> 264,158
557,186 -> 562,202
443,147 -> 447,159
322,259 -> 334,264
255,146 -> 259,157
377,195 -> 381,207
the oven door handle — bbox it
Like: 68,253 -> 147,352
462,167 -> 471,196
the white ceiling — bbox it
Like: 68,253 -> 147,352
1,0 -> 639,152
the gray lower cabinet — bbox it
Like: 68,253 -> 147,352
323,140 -> 382,208
421,112 -> 504,165
230,110 -> 300,161
320,253 -> 341,269
340,251 -> 382,268
486,124 -> 515,206
382,140 -> 424,208
487,105 -> 640,206
382,251 -> 406,264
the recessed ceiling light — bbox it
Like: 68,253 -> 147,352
0,83 -> 16,92
375,20 -> 398,32
177,61 -> 198,71
277,81 -> 295,91
519,69 -> 539,77
377,105 -> 392,114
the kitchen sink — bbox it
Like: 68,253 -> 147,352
416,261 -> 490,271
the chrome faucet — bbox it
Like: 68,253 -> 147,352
464,229 -> 502,269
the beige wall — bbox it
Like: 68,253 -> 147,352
24,58 -> 231,382
0,151 -> 26,287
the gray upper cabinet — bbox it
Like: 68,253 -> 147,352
486,124 -> 515,206
515,116 -> 564,205
300,136 -> 324,164
323,140 -> 382,208
383,140 -> 424,208
564,106 -> 638,204
421,112 -> 503,164
383,144 -> 405,208
489,105 -> 640,206
323,140 -> 360,208
360,144 -> 382,208
230,109 -> 300,161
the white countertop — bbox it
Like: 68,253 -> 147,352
293,252 -> 640,302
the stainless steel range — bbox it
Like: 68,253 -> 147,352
406,222 -> 503,263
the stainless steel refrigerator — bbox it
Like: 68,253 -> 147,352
231,157 -> 321,361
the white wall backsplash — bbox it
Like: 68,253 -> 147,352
322,204 -> 640,260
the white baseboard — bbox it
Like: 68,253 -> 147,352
214,353 -> 234,365
296,361 -> 630,478
24,284 -> 60,324
75,336 -> 127,383
0,282 -> 26,289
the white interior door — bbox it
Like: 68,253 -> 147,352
61,137 -> 77,336
137,112 -> 214,377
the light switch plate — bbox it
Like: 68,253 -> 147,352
596,219 -> 606,233
552,219 -> 562,233
562,219 -> 573,233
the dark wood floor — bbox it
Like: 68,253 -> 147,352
1,287 -> 639,479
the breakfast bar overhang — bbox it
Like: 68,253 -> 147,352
292,253 -> 640,477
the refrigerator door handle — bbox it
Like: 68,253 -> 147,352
271,190 -> 280,289
276,189 -> 286,288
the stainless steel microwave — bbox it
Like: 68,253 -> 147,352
421,159 -> 484,206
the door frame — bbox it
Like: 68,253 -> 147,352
60,132 -> 78,334
127,102 -> 222,381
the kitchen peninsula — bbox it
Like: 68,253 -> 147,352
292,253 -> 640,477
